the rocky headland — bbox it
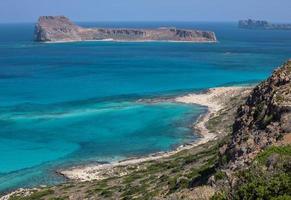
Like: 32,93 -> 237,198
211,60 -> 291,199
34,16 -> 217,42
239,19 -> 291,30
225,60 -> 291,170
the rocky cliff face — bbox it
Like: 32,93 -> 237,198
34,16 -> 82,41
239,19 -> 291,30
225,60 -> 291,170
34,16 -> 217,42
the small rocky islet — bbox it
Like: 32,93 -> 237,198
239,19 -> 291,30
4,60 -> 291,199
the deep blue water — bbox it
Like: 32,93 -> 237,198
0,22 -> 291,193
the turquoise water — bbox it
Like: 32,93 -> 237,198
1,22 -> 291,192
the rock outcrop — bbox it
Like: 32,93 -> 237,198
239,19 -> 291,30
225,60 -> 291,170
34,16 -> 217,42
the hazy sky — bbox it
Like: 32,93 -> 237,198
1,0 -> 291,23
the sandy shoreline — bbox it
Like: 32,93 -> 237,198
59,86 -> 247,181
44,39 -> 217,44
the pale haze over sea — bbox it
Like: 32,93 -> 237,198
1,0 -> 291,23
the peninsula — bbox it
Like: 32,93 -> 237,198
239,19 -> 291,30
34,16 -> 217,42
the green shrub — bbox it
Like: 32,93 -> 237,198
214,171 -> 226,181
234,165 -> 291,199
9,189 -> 54,200
255,145 -> 291,165
211,191 -> 228,200
271,195 -> 291,200
214,146 -> 291,200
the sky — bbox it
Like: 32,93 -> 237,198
1,0 -> 291,23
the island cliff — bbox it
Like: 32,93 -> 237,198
239,19 -> 291,30
34,16 -> 217,42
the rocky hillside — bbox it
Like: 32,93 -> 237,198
224,60 -> 291,170
34,16 -> 82,41
34,16 -> 217,42
210,61 -> 291,199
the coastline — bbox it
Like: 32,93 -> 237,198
0,86 -> 251,200
58,86 -> 247,181
43,39 -> 218,44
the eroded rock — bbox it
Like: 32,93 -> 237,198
225,60 -> 291,170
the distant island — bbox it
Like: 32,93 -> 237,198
34,16 -> 217,42
239,19 -> 291,30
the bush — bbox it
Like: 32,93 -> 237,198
213,146 -> 291,200
255,145 -> 291,164
211,191 -> 228,200
271,195 -> 291,200
233,146 -> 291,200
214,171 -> 226,181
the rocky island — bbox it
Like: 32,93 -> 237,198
239,19 -> 291,30
34,16 -> 217,42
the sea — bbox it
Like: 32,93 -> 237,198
0,21 -> 291,193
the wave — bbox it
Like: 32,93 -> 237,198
0,104 -> 130,121
0,98 -> 173,121
0,87 -> 209,121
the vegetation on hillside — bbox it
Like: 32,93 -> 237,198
212,145 -> 291,200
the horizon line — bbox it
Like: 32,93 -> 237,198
1,19 -> 290,24
0,20 -> 243,25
